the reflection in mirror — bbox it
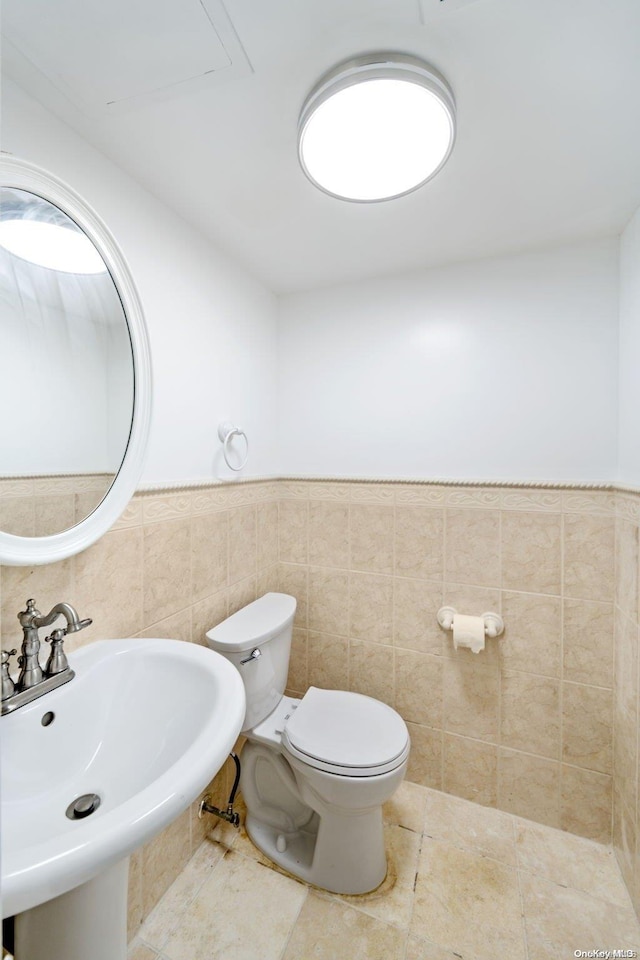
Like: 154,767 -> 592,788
0,187 -> 134,538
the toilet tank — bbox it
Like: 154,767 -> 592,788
206,593 -> 296,732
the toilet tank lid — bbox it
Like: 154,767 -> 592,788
206,593 -> 296,652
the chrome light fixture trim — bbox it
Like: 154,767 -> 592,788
298,53 -> 456,203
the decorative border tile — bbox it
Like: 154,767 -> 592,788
278,475 -> 614,490
616,493 -> 640,525
306,483 -> 352,501
142,495 -> 193,524
191,488 -> 235,514
136,476 -> 277,492
394,484 -> 447,505
278,482 -> 311,500
349,483 -> 396,503
562,491 -> 617,515
502,490 -> 563,512
224,485 -> 267,507
0,478 -> 34,499
4,475 -> 636,527
446,488 -> 502,509
0,473 -> 112,497
112,498 -> 144,529
130,477 -> 640,522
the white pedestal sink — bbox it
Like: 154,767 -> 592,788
1,637 -> 246,960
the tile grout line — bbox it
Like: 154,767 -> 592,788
392,500 -> 397,716
611,500 -> 620,853
129,782 -> 640,958
347,500 -> 352,692
515,862 -> 531,960
440,506 -> 447,791
558,508 -> 566,828
137,839 -> 232,955
275,883 -> 309,960
497,505 -> 504,811
404,807 -> 428,948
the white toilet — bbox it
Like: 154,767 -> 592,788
206,592 -> 410,895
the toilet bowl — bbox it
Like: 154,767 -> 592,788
206,593 -> 410,895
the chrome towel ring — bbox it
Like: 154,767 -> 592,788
218,422 -> 249,471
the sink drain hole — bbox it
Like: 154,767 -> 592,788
41,711 -> 55,726
66,793 -> 101,820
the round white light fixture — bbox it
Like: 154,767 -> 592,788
298,54 -> 456,202
0,219 -> 107,274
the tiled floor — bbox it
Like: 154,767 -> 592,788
129,783 -> 640,960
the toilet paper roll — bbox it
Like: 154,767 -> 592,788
452,614 -> 485,654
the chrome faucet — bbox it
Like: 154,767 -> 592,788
1,599 -> 92,716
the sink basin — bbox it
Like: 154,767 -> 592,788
1,637 -> 245,919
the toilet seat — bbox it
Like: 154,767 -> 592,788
281,686 -> 409,777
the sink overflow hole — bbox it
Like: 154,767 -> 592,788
66,793 -> 101,820
41,711 -> 55,726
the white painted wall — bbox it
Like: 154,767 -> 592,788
618,205 -> 640,486
3,80 -> 625,488
2,78 -> 279,483
277,241 -> 619,481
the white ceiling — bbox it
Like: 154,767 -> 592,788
3,0 -> 640,292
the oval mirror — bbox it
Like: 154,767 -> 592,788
0,156 -> 151,565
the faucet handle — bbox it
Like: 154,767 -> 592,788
44,629 -> 70,676
1,649 -> 18,701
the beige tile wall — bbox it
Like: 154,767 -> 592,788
613,490 -> 640,918
1,476 -> 627,935
278,481 -> 616,844
0,479 -> 279,940
0,474 -> 113,537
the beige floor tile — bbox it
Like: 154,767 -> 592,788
127,773 -> 638,960
514,819 -> 630,906
383,779 -> 429,833
521,872 -> 640,960
281,893 -> 405,960
386,823 -> 422,888
422,789 -> 516,865
163,851 -> 307,960
128,849 -> 144,943
405,937 -> 469,959
226,823 -> 273,866
139,839 -> 227,950
411,841 -> 526,960
319,823 -> 420,928
318,872 -> 415,930
128,943 -> 159,960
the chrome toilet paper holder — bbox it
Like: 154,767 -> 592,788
436,606 -> 504,639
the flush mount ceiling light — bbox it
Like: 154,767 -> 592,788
298,54 -> 456,202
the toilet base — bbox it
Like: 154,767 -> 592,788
245,814 -> 318,879
239,732 -> 407,895
245,803 -> 387,896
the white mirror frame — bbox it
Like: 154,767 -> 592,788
0,156 -> 152,565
